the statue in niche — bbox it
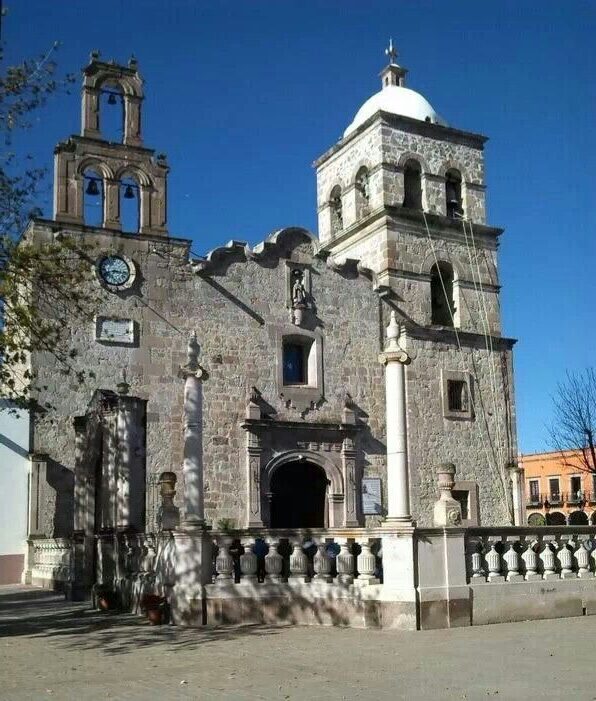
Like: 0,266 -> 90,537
291,269 -> 308,326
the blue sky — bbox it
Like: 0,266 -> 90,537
6,1 -> 596,453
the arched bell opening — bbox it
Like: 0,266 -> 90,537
119,174 -> 140,233
98,81 -> 125,143
270,461 -> 329,529
83,168 -> 104,226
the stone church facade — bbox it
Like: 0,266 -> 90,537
17,49 -> 521,600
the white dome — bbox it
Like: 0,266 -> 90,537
344,84 -> 447,137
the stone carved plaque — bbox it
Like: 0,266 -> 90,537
95,316 -> 136,345
362,477 -> 382,515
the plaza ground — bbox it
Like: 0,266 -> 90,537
0,585 -> 594,700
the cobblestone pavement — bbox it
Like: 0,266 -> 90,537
1,585 -> 595,700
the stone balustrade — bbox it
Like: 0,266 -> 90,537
30,538 -> 72,586
211,529 -> 381,587
465,526 -> 596,583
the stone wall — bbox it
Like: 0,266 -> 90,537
29,220 -> 515,535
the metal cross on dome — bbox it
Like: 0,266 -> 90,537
385,38 -> 398,64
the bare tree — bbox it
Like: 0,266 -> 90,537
549,368 -> 596,474
0,40 -> 99,411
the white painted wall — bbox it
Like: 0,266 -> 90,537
0,401 -> 29,556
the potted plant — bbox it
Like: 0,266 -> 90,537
94,586 -> 117,611
140,593 -> 167,625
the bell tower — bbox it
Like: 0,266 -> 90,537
314,43 -> 501,335
53,51 -> 169,237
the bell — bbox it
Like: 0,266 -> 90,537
107,92 -> 117,105
85,179 -> 100,196
123,184 -> 135,199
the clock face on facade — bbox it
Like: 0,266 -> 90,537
98,255 -> 132,288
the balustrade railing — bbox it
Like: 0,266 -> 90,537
210,529 -> 382,587
31,538 -> 72,583
465,527 -> 596,583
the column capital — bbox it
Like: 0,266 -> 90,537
378,349 -> 411,365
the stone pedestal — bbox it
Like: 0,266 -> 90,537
171,527 -> 213,626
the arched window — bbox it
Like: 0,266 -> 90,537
355,167 -> 370,219
83,168 -> 103,226
403,159 -> 422,210
445,169 -> 463,219
430,261 -> 456,326
568,511 -> 588,525
329,185 -> 343,235
119,174 -> 140,233
545,511 -> 566,526
99,82 -> 125,143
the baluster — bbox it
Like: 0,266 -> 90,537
522,539 -> 541,581
356,539 -> 379,585
576,539 -> 594,578
313,542 -> 333,583
485,539 -> 504,583
504,539 -> 523,582
289,541 -> 310,582
336,540 -> 355,585
215,538 -> 234,585
264,540 -> 284,583
540,539 -> 558,580
469,539 -> 485,581
558,538 -> 576,579
239,539 -> 258,583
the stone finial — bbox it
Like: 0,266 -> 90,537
116,368 -> 130,396
342,392 -> 356,425
187,331 -> 200,369
246,386 -> 262,420
380,311 -> 411,365
90,49 -> 100,61
128,54 -> 138,70
386,311 -> 400,349
433,462 -> 463,527
179,331 -> 206,380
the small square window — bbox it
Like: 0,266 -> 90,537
441,371 -> 473,420
447,380 -> 468,413
283,343 -> 307,385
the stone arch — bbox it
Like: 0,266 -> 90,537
545,511 -> 566,526
263,450 -> 345,528
350,159 -> 374,185
264,450 -> 343,495
114,165 -> 153,188
527,512 -> 546,526
397,151 -> 431,174
590,511 -> 596,525
76,158 -> 115,180
86,70 -> 144,99
568,510 -> 589,525
419,248 -> 459,277
438,159 -> 471,183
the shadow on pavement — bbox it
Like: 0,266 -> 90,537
0,585 -> 283,655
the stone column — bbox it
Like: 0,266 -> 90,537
508,462 -> 524,526
172,332 -> 212,626
342,435 -> 359,527
379,311 -> 412,523
178,332 -> 206,528
244,390 -> 264,527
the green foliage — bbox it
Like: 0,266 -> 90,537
0,42 -> 98,411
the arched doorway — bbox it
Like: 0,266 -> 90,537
546,511 -> 566,525
270,461 -> 329,528
568,511 -> 589,525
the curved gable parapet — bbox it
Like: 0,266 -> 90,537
191,227 -> 320,275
